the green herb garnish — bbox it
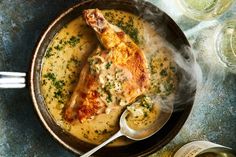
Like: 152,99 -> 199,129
106,93 -> 112,103
45,47 -> 53,58
67,35 -> 81,47
43,72 -> 65,101
105,62 -> 112,69
69,57 -> 81,66
160,69 -> 168,77
140,96 -> 153,111
116,17 -> 139,43
54,45 -> 63,51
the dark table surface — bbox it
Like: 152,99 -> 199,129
0,0 -> 235,157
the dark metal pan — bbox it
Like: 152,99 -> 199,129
2,0 -> 195,156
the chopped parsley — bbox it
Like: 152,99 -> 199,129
116,17 -> 139,43
104,11 -> 114,19
54,80 -> 65,90
43,72 -> 65,101
106,93 -> 112,103
51,34 -> 82,52
45,47 -> 53,58
150,56 -> 161,74
140,96 -> 153,111
54,90 -> 63,99
94,129 -> 113,135
164,82 -> 174,94
69,57 -> 81,67
105,62 -> 112,69
43,72 -> 56,82
54,44 -> 63,51
67,35 -> 81,47
88,57 -> 101,74
160,69 -> 168,77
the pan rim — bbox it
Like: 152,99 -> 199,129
29,0 -> 193,156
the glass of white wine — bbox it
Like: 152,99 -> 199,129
176,0 -> 235,20
215,19 -> 236,73
197,147 -> 236,157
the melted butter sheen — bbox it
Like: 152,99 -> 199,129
41,10 -> 177,146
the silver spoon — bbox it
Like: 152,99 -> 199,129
81,101 -> 173,157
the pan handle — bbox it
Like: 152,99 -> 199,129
0,72 -> 26,88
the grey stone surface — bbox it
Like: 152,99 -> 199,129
0,1 -> 77,156
0,0 -> 235,157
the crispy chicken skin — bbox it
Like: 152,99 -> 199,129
64,9 -> 150,122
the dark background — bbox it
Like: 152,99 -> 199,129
0,0 -> 236,157
0,1 -> 79,156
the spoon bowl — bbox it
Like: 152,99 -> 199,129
81,101 -> 173,157
120,102 -> 173,140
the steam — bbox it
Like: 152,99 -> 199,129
147,41 -> 202,113
156,44 -> 203,113
130,0 -> 203,112
171,45 -> 202,110
189,26 -> 227,104
99,0 -> 203,112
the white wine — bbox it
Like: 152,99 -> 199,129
177,0 -> 234,20
215,19 -> 236,73
197,147 -> 236,157
174,141 -> 235,157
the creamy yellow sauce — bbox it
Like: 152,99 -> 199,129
41,10 -> 177,146
126,96 -> 161,130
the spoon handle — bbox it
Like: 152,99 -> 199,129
81,130 -> 123,157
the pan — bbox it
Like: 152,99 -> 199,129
0,0 -> 195,156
